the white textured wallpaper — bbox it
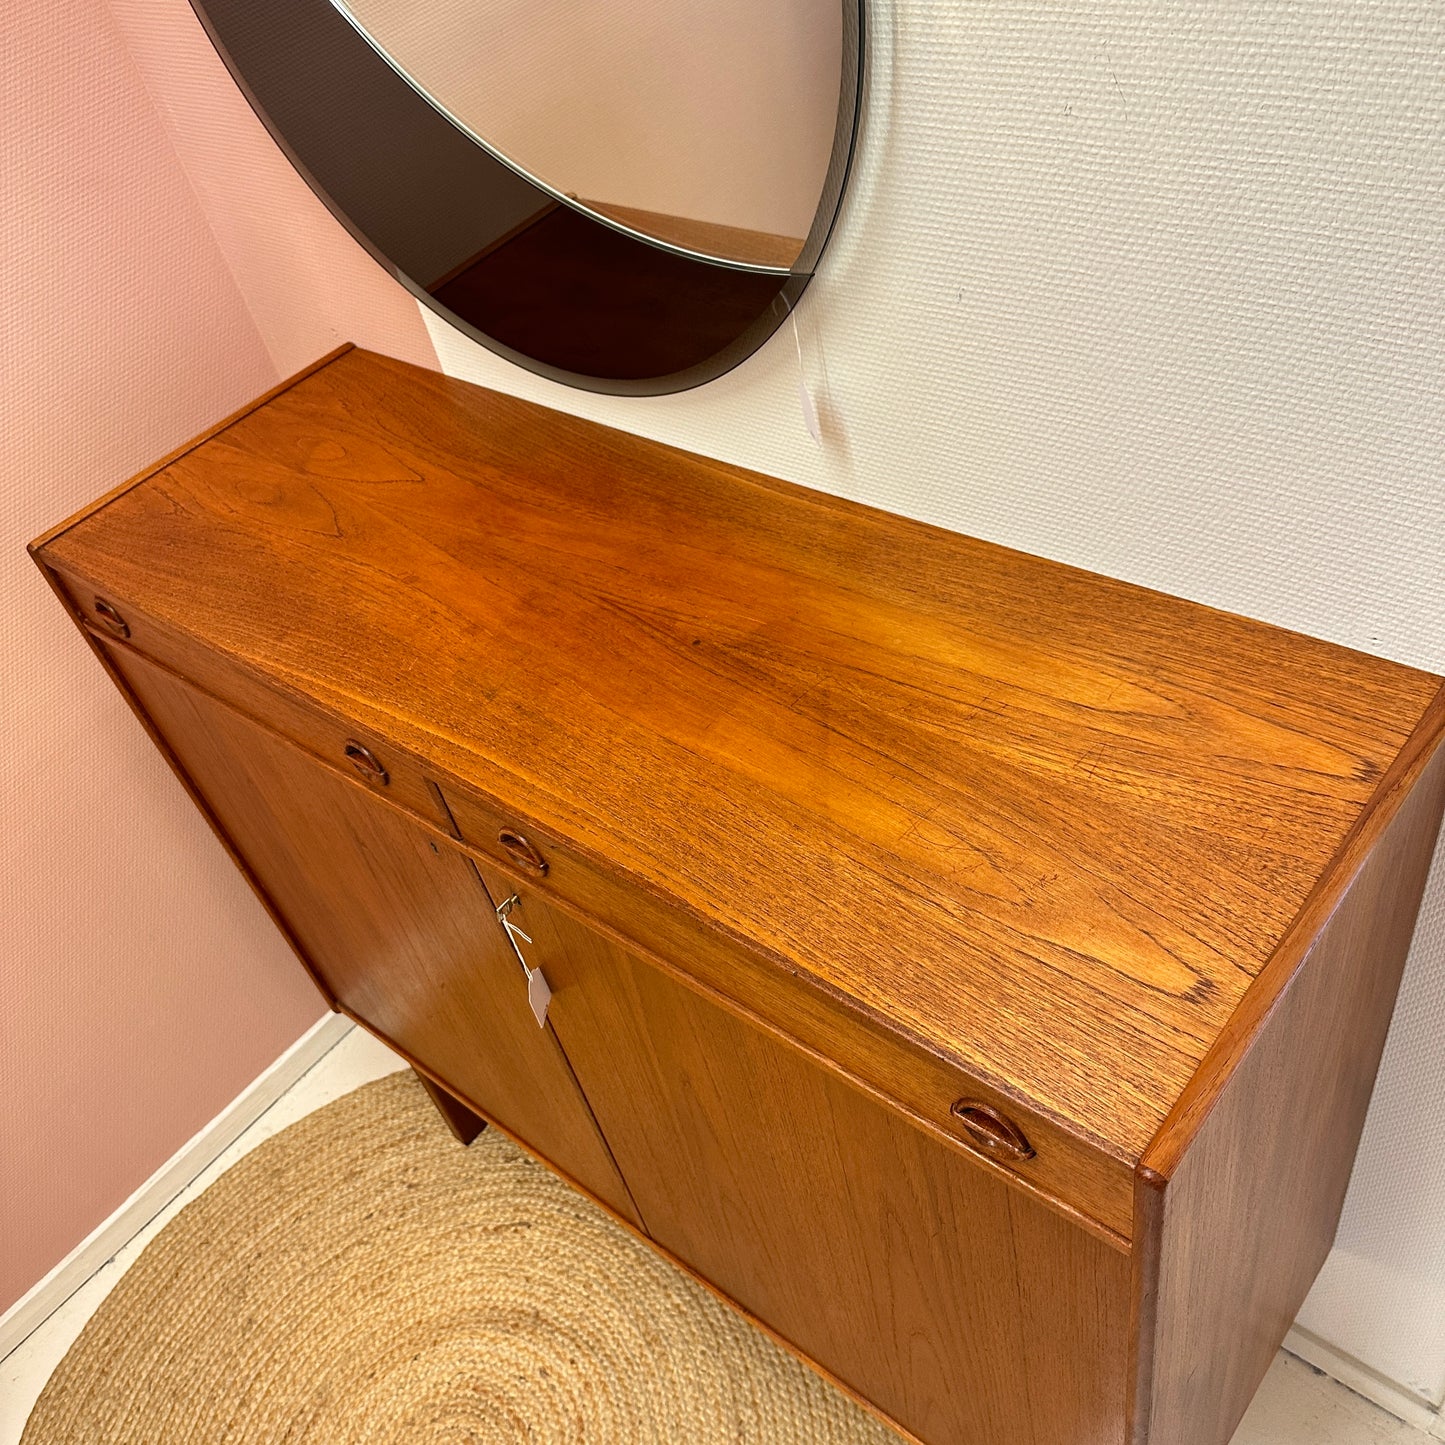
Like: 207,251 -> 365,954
423,0 -> 1445,1407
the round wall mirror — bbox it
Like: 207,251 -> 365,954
188,0 -> 864,395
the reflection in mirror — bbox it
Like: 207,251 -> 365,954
331,0 -> 842,270
188,0 -> 860,392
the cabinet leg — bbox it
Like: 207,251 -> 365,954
415,1070 -> 488,1145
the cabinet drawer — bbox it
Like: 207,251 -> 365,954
439,780 -> 1135,1241
47,564 -> 453,835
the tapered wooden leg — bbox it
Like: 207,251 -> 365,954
415,1070 -> 488,1144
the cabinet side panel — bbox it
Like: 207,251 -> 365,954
1139,742 -> 1445,1445
487,867 -> 1131,1445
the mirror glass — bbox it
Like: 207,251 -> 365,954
332,0 -> 844,270
188,0 -> 862,394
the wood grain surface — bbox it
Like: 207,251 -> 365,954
38,347 -> 1445,1165
1131,737 -> 1445,1444
475,863 -> 1131,1445
107,644 -> 641,1227
441,773 -> 1137,1237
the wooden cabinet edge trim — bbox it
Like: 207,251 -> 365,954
35,581 -> 340,1014
25,345 -> 355,557
1139,678 -> 1445,1183
1125,1165 -> 1168,1445
1126,707 -> 1445,1443
83,631 -> 1131,1249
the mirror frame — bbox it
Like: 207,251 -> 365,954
186,0 -> 864,395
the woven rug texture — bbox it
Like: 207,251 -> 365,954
22,1070 -> 899,1444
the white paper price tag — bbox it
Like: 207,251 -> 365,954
527,966 -> 552,1028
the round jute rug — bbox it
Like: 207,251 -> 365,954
22,1071 -> 899,1444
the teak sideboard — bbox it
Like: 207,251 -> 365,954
32,346 -> 1445,1445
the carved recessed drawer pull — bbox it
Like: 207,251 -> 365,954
498,828 -> 548,875
950,1101 -> 1036,1162
92,596 -> 129,638
343,740 -> 388,786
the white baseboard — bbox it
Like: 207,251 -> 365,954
1284,1325 -> 1445,1435
0,1012 -> 353,1363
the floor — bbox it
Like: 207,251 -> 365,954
0,1026 -> 1433,1445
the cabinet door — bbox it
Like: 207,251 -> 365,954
107,646 -> 638,1226
470,864 -> 1129,1445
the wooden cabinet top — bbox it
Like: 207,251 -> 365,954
38,346 -> 1445,1172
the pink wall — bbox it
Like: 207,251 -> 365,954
1,0 -> 435,1313
107,0 -> 437,378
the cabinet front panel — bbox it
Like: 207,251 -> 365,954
473,866 -> 1130,1445
107,645 -> 639,1226
446,782 -> 1135,1240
